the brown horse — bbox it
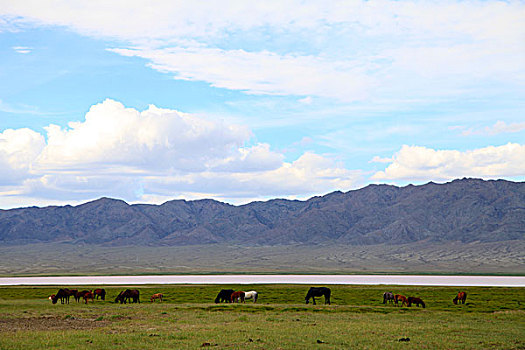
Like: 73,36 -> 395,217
231,291 -> 245,303
83,291 -> 94,304
394,294 -> 408,307
93,289 -> 106,301
407,297 -> 425,308
453,292 -> 467,305
150,293 -> 163,302
75,290 -> 91,303
115,289 -> 140,304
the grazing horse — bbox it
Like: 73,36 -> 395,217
93,289 -> 106,301
394,294 -> 408,307
244,291 -> 258,303
214,289 -> 234,303
305,287 -> 331,305
383,292 -> 395,304
231,291 -> 245,303
75,290 -> 91,303
115,289 -> 140,304
453,292 -> 467,305
407,297 -> 425,308
150,293 -> 163,302
52,289 -> 70,304
83,291 -> 94,304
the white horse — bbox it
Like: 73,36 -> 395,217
244,291 -> 258,303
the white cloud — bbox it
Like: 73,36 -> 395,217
12,46 -> 31,53
486,121 -> 525,135
458,120 -> 525,136
1,1 -> 523,101
372,143 -> 525,181
0,99 -> 360,207
0,128 -> 45,184
110,47 -> 372,101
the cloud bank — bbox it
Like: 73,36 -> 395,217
372,143 -> 525,181
2,1 -> 523,102
0,100 -> 360,207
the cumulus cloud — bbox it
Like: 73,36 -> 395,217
37,99 -> 252,172
372,143 -> 525,181
0,99 -> 360,206
0,128 -> 45,184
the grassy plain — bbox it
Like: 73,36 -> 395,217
0,285 -> 523,349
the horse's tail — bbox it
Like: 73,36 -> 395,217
421,300 -> 426,308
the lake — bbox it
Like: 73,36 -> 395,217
0,275 -> 524,286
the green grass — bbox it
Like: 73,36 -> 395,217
0,285 -> 524,349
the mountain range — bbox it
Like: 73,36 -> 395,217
1,178 -> 524,246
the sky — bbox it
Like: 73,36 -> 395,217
0,0 -> 524,209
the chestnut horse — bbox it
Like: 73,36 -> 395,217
453,292 -> 467,305
231,291 -> 245,303
150,293 -> 163,302
394,294 -> 407,307
407,297 -> 425,308
83,291 -> 94,304
75,290 -> 91,303
93,289 -> 106,301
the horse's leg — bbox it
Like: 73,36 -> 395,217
312,297 -> 316,305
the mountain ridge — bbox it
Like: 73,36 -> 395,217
1,178 -> 524,246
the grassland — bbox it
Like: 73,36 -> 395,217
0,285 -> 523,349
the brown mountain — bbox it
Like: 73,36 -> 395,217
0,178 -> 523,246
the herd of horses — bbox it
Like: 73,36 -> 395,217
49,287 -> 467,307
49,288 -> 106,304
382,291 -> 468,308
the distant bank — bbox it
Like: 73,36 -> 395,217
1,275 -> 524,287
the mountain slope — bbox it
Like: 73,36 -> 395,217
0,178 -> 523,246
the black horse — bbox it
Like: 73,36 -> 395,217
305,287 -> 331,305
115,289 -> 140,304
215,289 -> 235,303
51,289 -> 70,304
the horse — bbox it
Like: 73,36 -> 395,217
453,292 -> 467,305
214,289 -> 234,303
83,291 -> 94,304
383,292 -> 395,304
231,291 -> 245,303
407,297 -> 425,308
93,288 -> 106,301
68,289 -> 78,301
51,289 -> 70,304
394,294 -> 407,307
115,289 -> 140,304
244,291 -> 258,303
75,290 -> 91,303
305,287 -> 331,305
150,293 -> 163,302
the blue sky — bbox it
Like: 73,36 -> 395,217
0,0 -> 524,208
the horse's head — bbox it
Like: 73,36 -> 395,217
453,297 -> 458,304
305,297 -> 310,304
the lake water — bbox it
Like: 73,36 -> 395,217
0,275 -> 523,287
